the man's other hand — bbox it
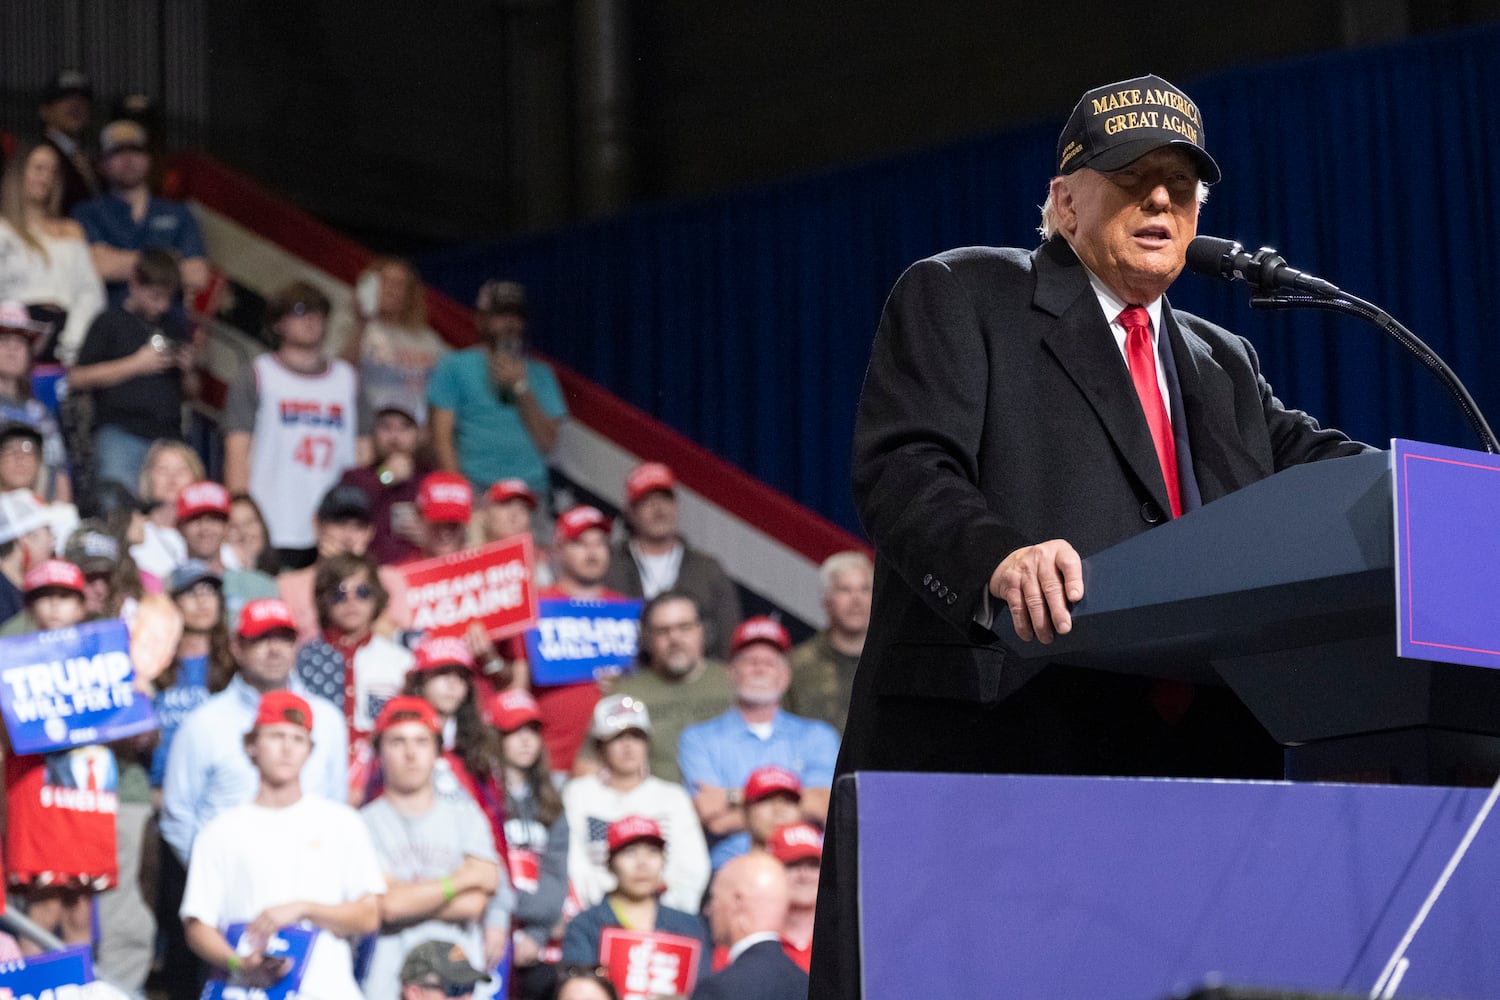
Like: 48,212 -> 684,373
989,540 -> 1083,644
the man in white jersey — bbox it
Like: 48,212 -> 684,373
181,689 -> 384,1000
222,281 -> 370,570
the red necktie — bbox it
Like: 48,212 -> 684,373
1119,306 -> 1182,518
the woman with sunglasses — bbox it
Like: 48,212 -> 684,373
294,552 -> 414,802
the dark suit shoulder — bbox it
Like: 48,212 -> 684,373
693,940 -> 808,1000
1169,305 -> 1250,352
925,244 -> 1035,272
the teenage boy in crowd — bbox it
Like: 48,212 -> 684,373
180,690 -> 384,1000
360,697 -> 501,1000
68,248 -> 197,489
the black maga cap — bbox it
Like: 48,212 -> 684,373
317,483 -> 372,523
1056,73 -> 1220,183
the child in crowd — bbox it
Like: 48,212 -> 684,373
0,300 -> 71,501
559,815 -> 710,983
2,560 -> 116,952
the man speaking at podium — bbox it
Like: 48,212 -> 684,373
810,73 -> 1372,997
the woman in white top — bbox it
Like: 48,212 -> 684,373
0,141 -> 104,365
339,257 -> 448,423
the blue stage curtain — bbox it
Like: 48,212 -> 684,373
420,23 -> 1500,537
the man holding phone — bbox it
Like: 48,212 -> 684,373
427,280 -> 566,506
68,247 -> 198,489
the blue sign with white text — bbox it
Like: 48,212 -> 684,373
0,618 -> 159,755
524,598 -> 643,686
201,923 -> 318,1000
0,943 -> 93,998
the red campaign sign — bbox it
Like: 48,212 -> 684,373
599,928 -> 702,1000
397,537 -> 539,640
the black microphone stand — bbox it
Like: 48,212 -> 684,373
1239,247 -> 1500,454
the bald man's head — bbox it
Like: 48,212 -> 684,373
708,852 -> 789,949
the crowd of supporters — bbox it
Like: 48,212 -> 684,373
0,69 -> 877,1000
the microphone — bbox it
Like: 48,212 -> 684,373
1186,236 -> 1342,297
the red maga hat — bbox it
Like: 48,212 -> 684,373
744,765 -> 802,804
490,689 -> 543,732
768,823 -> 824,863
730,616 -> 791,655
373,695 -> 442,737
252,690 -> 313,732
625,462 -> 675,505
23,559 -> 86,596
410,635 -> 477,675
485,478 -> 538,510
606,815 -> 666,856
237,598 -> 296,639
176,481 -> 230,523
417,472 -> 474,525
554,505 -> 611,544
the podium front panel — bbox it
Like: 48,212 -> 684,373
852,772 -> 1500,999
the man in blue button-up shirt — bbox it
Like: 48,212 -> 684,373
160,597 -> 348,868
678,617 -> 839,869
71,119 -> 209,318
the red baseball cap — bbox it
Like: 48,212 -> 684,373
410,635 -> 477,675
373,695 -> 442,738
417,472 -> 474,525
23,559 -> 86,597
490,689 -> 543,732
606,815 -> 665,857
730,616 -> 791,656
625,462 -> 675,505
175,480 -> 230,523
486,479 -> 538,510
554,505 -> 611,544
744,765 -> 802,804
252,690 -> 313,732
768,823 -> 824,864
237,598 -> 297,639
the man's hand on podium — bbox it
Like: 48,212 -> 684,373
990,539 -> 1083,644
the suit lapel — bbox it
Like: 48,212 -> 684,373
1163,305 -> 1263,504
1032,239 -> 1173,515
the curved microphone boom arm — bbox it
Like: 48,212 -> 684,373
1186,237 -> 1500,455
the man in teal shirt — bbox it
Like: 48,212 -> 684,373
428,280 -> 567,502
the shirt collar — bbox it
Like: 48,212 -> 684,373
1081,264 -> 1163,334
728,932 -> 783,964
229,672 -> 305,706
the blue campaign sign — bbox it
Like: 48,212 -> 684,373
202,923 -> 318,1000
1392,438 -> 1500,670
0,618 -> 159,755
524,597 -> 643,686
0,943 -> 93,998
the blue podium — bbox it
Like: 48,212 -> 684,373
846,772 -> 1500,999
1005,448 -> 1500,783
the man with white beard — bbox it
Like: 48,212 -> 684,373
677,617 -> 839,869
